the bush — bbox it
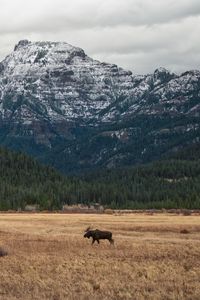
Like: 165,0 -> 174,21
180,229 -> 190,234
0,247 -> 8,257
182,210 -> 192,216
104,209 -> 114,215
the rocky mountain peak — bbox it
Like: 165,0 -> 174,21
5,40 -> 87,70
153,67 -> 176,85
0,40 -> 138,124
14,39 -> 31,51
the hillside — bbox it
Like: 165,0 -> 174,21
0,147 -> 77,210
0,145 -> 200,210
0,40 -> 200,173
83,153 -> 200,209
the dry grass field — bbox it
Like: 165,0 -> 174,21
0,213 -> 200,300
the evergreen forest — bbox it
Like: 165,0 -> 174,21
0,144 -> 200,210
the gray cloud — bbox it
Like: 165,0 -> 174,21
0,0 -> 200,74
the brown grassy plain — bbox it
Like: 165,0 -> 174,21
0,213 -> 200,300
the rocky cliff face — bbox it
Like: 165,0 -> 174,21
0,40 -> 134,123
0,40 -> 200,172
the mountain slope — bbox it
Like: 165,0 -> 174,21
0,147 -> 70,210
0,40 -> 200,172
1,145 -> 200,210
0,39 -> 134,124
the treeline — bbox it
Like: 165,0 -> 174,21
0,147 -> 79,210
83,159 -> 200,209
0,145 -> 200,210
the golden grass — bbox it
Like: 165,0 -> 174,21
0,213 -> 200,300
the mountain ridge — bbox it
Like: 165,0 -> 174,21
0,40 -> 200,172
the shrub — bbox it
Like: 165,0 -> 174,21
182,210 -> 192,216
180,229 -> 190,234
0,247 -> 8,257
104,209 -> 114,215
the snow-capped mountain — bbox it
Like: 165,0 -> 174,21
0,40 -> 134,123
0,40 -> 200,172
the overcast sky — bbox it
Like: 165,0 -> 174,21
0,0 -> 200,74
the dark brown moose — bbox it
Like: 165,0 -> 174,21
84,227 -> 114,245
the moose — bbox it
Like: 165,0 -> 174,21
84,227 -> 114,245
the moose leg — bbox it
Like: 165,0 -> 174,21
92,238 -> 99,245
109,238 -> 114,245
